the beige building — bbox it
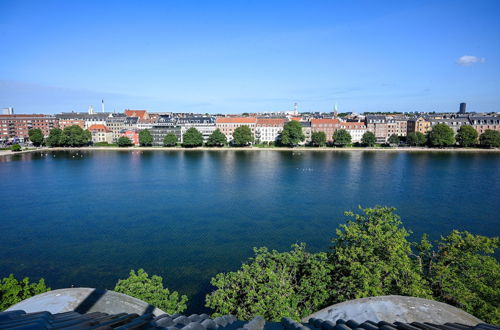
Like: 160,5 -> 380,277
255,118 -> 285,143
216,117 -> 257,142
88,124 -> 113,144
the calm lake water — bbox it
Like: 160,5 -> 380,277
1,150 -> 499,312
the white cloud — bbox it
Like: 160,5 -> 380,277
457,55 -> 485,66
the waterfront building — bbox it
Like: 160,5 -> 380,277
120,129 -> 140,146
150,125 -> 182,146
469,115 -> 500,134
339,121 -> 367,143
255,118 -> 285,143
216,117 -> 257,142
310,118 -> 341,142
178,117 -> 216,142
105,113 -> 127,142
124,117 -> 139,130
55,112 -> 109,129
0,114 -> 58,142
88,124 -> 113,144
429,117 -> 470,134
300,121 -> 312,143
58,119 -> 85,130
389,116 -> 409,137
365,115 -> 388,143
407,116 -> 431,135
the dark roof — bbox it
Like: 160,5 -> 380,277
1,310 -> 497,330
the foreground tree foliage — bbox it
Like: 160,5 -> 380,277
206,206 -> 499,323
329,207 -> 431,302
28,128 -> 44,147
46,128 -> 63,147
232,125 -> 253,146
419,231 -> 500,324
182,127 -> 204,147
206,244 -> 333,321
114,269 -> 188,314
427,123 -> 455,147
139,129 -> 153,146
407,132 -> 426,146
332,129 -> 352,147
455,125 -> 478,147
479,129 -> 500,148
0,274 -> 49,311
311,131 -> 326,147
279,121 -> 305,146
163,133 -> 178,147
206,129 -> 227,147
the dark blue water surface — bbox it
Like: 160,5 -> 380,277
1,150 -> 499,312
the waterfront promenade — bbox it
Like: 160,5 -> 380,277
1,146 -> 500,157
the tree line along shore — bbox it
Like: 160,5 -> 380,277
3,121 -> 500,152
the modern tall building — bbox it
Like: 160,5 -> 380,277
459,103 -> 466,114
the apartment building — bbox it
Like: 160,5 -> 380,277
311,118 -> 341,142
0,114 -> 58,142
216,117 -> 257,142
255,118 -> 285,143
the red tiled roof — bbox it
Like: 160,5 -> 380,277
310,118 -> 340,125
256,118 -> 285,125
216,117 -> 257,123
124,110 -> 147,119
88,124 -> 110,132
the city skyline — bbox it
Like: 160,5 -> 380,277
1,0 -> 500,114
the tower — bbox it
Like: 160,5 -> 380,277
459,103 -> 466,114
293,103 -> 298,115
88,105 -> 94,114
102,100 -> 105,113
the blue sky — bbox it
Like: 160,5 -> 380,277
1,0 -> 499,114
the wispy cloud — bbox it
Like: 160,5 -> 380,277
456,55 -> 485,66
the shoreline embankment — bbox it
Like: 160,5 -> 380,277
1,146 -> 500,157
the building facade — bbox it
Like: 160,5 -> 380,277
310,118 -> 341,142
365,115 -> 388,143
0,114 -> 58,142
469,116 -> 500,134
216,117 -> 257,142
255,118 -> 285,143
88,124 -> 113,144
339,121 -> 367,143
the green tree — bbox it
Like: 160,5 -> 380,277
163,133 -> 178,147
60,125 -> 91,147
1,274 -> 49,311
206,129 -> 227,147
427,123 -> 455,147
311,131 -> 326,147
420,231 -> 499,324
28,128 -> 44,147
333,129 -> 352,147
479,129 -> 500,148
232,125 -> 253,146
456,125 -> 478,147
206,244 -> 333,321
388,134 -> 400,146
279,121 -> 305,147
182,127 -> 203,147
11,144 -> 21,152
329,206 -> 431,303
361,131 -> 376,147
117,136 -> 132,147
46,128 -> 63,147
139,129 -> 153,146
114,269 -> 188,314
407,132 -> 426,146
